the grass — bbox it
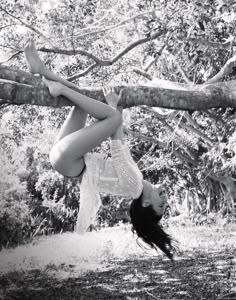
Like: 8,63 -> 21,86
0,223 -> 235,299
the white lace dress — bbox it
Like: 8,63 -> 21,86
76,140 -> 143,233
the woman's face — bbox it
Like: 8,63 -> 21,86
149,184 -> 167,215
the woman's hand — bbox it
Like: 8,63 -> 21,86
103,86 -> 122,109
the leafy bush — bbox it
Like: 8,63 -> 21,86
0,182 -> 35,248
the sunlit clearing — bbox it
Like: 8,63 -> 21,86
0,225 -> 146,277
0,224 -> 235,279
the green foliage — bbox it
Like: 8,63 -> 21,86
0,173 -> 35,248
1,0 -> 236,245
0,105 -> 81,247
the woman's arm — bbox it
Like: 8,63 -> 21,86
111,106 -> 123,142
103,87 -> 143,198
103,86 -> 124,142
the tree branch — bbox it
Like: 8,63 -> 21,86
0,98 -> 11,107
0,51 -> 21,64
203,110 -> 226,126
132,68 -> 152,80
67,63 -> 98,81
0,65 -> 44,87
1,66 -> 236,110
111,30 -> 166,64
132,43 -> 166,80
0,6 -> 53,46
174,60 -> 193,84
125,128 -> 198,167
39,47 -> 103,64
74,9 -> 157,39
124,128 -> 163,144
182,112 -> 213,145
185,37 -> 234,50
145,107 -> 201,160
173,149 -> 198,166
144,41 -> 167,72
206,54 -> 236,84
39,29 -> 166,80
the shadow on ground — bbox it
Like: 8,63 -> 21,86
0,250 -> 235,300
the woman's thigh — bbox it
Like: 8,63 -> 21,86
54,106 -> 88,145
50,113 -> 121,177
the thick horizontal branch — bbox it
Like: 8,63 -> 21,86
0,65 -> 43,87
1,67 -> 236,110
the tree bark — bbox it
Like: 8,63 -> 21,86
1,66 -> 236,110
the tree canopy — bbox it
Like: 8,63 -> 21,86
0,0 -> 236,243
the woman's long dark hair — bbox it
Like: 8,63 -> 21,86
130,192 -> 175,260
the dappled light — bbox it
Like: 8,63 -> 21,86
0,225 -> 235,299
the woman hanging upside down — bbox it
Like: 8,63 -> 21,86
24,40 -> 176,260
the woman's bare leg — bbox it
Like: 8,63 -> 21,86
24,40 -> 79,90
25,39 -> 88,145
24,41 -> 122,177
25,41 -> 89,175
44,79 -> 122,177
53,106 -> 88,146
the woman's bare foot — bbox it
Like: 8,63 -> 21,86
24,40 -> 47,75
43,78 -> 63,97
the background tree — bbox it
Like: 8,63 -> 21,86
0,0 -> 236,246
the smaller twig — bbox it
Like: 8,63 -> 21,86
166,52 -> 193,84
144,288 -> 160,300
185,36 -> 234,50
74,9 -> 158,39
124,127 -> 163,144
203,110 -> 226,126
0,6 -> 53,46
0,99 -> 11,108
144,55 -> 159,72
144,43 -> 166,72
176,62 -> 192,84
0,23 -> 17,30
174,149 -> 198,166
216,292 -> 236,300
206,54 -> 236,84
0,44 -> 21,52
132,68 -> 152,80
67,63 -> 98,81
40,29 -> 165,66
0,51 -> 21,64
39,47 -> 103,64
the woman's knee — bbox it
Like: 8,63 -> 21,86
49,146 -> 62,171
49,145 -> 70,175
49,144 -> 84,177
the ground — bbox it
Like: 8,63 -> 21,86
0,225 -> 235,300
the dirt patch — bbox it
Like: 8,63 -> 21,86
0,249 -> 235,300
